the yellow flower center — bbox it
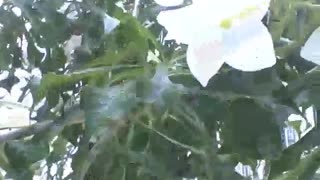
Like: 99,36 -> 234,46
219,2 -> 268,29
220,19 -> 233,29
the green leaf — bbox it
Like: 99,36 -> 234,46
274,148 -> 320,180
0,143 -> 9,171
4,140 -> 49,168
86,42 -> 146,68
40,46 -> 66,73
36,70 -> 106,102
46,89 -> 60,108
61,124 -> 84,146
46,137 -> 68,164
128,124 -> 149,151
221,98 -> 282,160
31,11 -> 71,47
4,168 -> 33,180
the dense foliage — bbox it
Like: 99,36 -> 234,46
1,0 -> 320,179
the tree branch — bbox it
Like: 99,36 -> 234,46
0,105 -> 84,143
0,99 -> 30,109
0,120 -> 54,143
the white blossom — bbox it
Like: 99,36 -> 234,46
300,26 -> 320,64
156,0 -> 276,86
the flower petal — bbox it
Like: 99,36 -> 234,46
300,26 -> 320,64
186,29 -> 225,87
218,0 -> 270,29
157,0 -> 271,44
154,0 -> 183,6
224,22 -> 276,71
157,5 -> 201,44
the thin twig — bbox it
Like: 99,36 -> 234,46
69,65 -> 142,76
137,120 -> 205,155
0,120 -> 54,143
0,106 -> 84,143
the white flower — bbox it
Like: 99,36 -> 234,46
300,26 -> 320,64
156,0 -> 276,86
